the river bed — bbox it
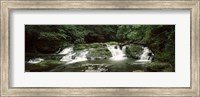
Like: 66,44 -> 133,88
49,58 -> 148,72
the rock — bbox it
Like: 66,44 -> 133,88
86,48 -> 112,60
106,42 -> 119,45
73,43 -> 105,51
97,68 -> 108,72
71,55 -> 76,59
87,66 -> 94,70
82,63 -> 109,72
85,70 -> 98,72
114,46 -> 118,49
126,44 -> 143,59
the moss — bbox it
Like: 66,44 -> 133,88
73,44 -> 88,51
89,43 -> 104,48
25,60 -> 64,72
126,44 -> 143,59
37,60 -> 64,66
106,42 -> 119,45
87,48 -> 112,60
146,62 -> 174,72
73,43 -> 104,51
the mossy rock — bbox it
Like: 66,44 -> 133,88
87,48 -> 112,60
25,60 -> 64,72
88,43 -> 105,48
73,43 -> 104,51
146,62 -> 174,72
36,60 -> 64,66
106,42 -> 119,45
126,44 -> 143,59
73,44 -> 89,51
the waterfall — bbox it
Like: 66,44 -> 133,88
59,47 -> 89,64
59,47 -> 74,62
66,50 -> 89,64
106,44 -> 127,61
59,47 -> 73,54
59,45 -> 153,64
60,52 -> 75,62
136,47 -> 154,63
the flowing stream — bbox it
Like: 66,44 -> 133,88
27,44 -> 154,72
49,44 -> 154,72
59,47 -> 89,64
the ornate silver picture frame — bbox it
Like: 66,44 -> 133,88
1,0 -> 199,96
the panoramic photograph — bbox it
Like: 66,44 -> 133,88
25,25 -> 175,72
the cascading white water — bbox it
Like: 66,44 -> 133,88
106,44 -> 127,61
140,47 -> 151,60
59,47 -> 74,62
66,50 -> 89,64
59,47 -> 73,54
59,47 -> 89,64
60,52 -> 75,62
59,45 -> 153,64
136,47 -> 153,63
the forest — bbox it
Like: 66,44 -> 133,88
25,25 -> 175,72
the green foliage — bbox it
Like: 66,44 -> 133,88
25,25 -> 70,53
38,32 -> 68,41
116,25 -> 148,42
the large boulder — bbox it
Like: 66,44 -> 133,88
73,43 -> 105,51
86,48 -> 112,60
73,43 -> 112,60
126,44 -> 143,59
106,41 -> 119,45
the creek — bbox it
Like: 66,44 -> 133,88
45,44 -> 154,72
